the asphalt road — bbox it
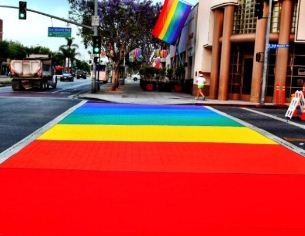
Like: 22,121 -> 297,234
0,97 -> 81,153
0,79 -> 91,153
0,78 -> 91,98
213,106 -> 305,155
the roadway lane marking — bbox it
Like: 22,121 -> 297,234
243,108 -> 305,130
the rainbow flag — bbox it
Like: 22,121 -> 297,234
152,0 -> 192,44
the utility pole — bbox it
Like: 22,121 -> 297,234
91,0 -> 98,93
260,0 -> 273,104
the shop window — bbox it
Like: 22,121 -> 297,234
287,45 -> 305,97
229,46 -> 242,94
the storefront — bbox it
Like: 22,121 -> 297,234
208,0 -> 305,103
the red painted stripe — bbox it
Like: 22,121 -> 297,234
2,140 -> 305,174
0,169 -> 305,235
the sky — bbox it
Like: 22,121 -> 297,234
0,0 -> 199,61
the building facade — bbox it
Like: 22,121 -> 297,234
0,19 -> 3,42
170,0 -> 305,103
167,4 -> 199,94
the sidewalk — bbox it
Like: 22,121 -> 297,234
79,81 -> 271,106
0,75 -> 11,81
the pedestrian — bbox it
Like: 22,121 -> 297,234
195,71 -> 206,100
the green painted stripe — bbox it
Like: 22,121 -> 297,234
60,114 -> 243,127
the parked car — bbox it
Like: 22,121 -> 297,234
131,73 -> 141,81
60,72 -> 74,82
76,70 -> 87,79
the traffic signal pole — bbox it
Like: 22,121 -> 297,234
260,0 -> 273,104
0,4 -> 93,30
91,0 -> 98,93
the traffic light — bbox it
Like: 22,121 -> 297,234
18,1 -> 27,20
254,0 -> 264,19
92,35 -> 101,54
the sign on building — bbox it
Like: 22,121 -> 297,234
295,0 -> 305,42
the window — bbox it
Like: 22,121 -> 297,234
233,0 -> 257,34
271,1 -> 298,33
271,2 -> 281,33
234,1 -> 297,35
291,2 -> 298,33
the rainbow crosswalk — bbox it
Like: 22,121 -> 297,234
1,102 -> 305,235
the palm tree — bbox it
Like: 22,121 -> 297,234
59,37 -> 79,71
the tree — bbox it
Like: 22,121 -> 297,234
59,37 -> 80,70
75,59 -> 90,72
0,41 -> 10,60
51,52 -> 65,67
68,0 -> 162,90
7,41 -> 27,59
0,40 -> 89,76
27,45 -> 52,55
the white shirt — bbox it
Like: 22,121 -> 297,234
196,76 -> 206,86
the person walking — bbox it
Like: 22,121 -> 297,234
195,72 -> 206,100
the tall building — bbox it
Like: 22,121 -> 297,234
171,0 -> 305,103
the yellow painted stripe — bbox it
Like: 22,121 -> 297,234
159,0 -> 179,39
37,124 -> 276,144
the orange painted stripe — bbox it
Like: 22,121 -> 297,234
2,140 -> 305,175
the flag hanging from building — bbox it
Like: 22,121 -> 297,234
152,0 -> 192,44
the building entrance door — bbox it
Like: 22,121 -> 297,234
241,57 -> 253,98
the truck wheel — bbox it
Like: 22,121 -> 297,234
41,79 -> 49,89
52,77 -> 58,89
39,81 -> 44,90
12,80 -> 20,91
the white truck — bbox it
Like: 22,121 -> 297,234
10,54 -> 57,91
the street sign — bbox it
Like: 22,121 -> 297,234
91,16 -> 99,26
48,27 -> 72,38
268,43 -> 289,49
